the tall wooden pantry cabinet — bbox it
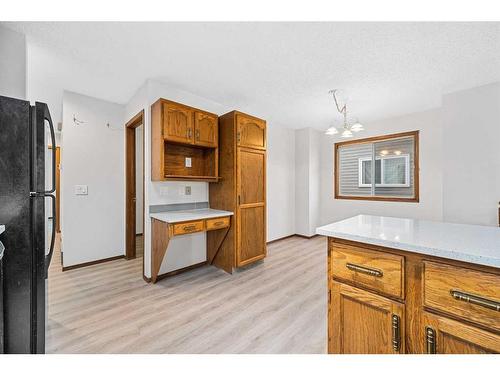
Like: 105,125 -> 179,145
208,111 -> 267,273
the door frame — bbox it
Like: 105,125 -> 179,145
125,110 -> 145,260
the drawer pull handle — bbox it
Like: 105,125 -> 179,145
213,221 -> 224,226
346,263 -> 383,278
450,290 -> 500,312
183,224 -> 197,231
391,314 -> 401,352
425,327 -> 436,354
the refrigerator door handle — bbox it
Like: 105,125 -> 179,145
44,193 -> 56,276
41,102 -> 56,195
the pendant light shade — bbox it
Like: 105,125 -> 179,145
341,129 -> 353,138
325,126 -> 339,135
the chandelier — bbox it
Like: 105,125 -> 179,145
325,89 -> 364,138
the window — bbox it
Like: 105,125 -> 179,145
358,154 -> 410,187
334,131 -> 419,202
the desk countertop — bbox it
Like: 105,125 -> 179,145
150,209 -> 233,224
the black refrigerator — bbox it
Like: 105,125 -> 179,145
0,95 -> 56,354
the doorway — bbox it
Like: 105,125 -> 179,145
125,110 -> 145,260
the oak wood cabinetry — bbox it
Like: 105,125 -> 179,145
151,98 -> 219,181
208,111 -> 267,272
327,238 -> 500,354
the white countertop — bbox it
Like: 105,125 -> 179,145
150,209 -> 233,224
316,215 -> 500,268
0,225 -> 4,235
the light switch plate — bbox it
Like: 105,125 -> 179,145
185,186 -> 191,195
185,157 -> 192,168
75,185 -> 88,195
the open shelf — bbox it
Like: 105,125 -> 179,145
163,141 -> 218,182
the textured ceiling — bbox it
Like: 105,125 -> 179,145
4,22 -> 500,129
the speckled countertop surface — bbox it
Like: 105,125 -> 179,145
316,215 -> 500,268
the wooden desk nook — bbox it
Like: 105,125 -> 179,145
150,209 -> 233,283
149,98 -> 268,282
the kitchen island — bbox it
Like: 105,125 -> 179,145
317,215 -> 500,354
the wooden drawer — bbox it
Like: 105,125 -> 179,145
423,261 -> 500,331
172,220 -> 204,236
206,216 -> 230,231
330,243 -> 405,299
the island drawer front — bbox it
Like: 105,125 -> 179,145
423,261 -> 500,331
172,220 -> 205,236
330,243 -> 405,299
206,216 -> 230,231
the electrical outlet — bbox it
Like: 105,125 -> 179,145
185,157 -> 192,168
75,185 -> 88,195
185,186 -> 192,195
160,187 -> 169,196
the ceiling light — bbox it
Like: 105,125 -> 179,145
328,90 -> 365,138
341,129 -> 353,138
394,150 -> 402,155
380,150 -> 389,156
325,126 -> 339,135
350,122 -> 364,132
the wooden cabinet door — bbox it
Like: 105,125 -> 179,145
163,103 -> 193,144
423,312 -> 500,354
236,147 -> 266,266
237,115 -> 266,150
329,281 -> 405,354
194,111 -> 217,147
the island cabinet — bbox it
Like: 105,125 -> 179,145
326,238 -> 500,354
208,111 -> 267,272
151,98 -> 219,181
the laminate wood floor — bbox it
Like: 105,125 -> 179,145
46,235 -> 327,353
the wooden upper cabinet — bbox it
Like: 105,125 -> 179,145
194,111 -> 218,147
151,99 -> 219,182
237,114 -> 266,150
423,312 -> 500,354
163,102 -> 193,145
329,281 -> 405,354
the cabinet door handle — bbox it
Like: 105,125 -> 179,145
196,129 -> 200,140
391,314 -> 401,352
237,131 -> 241,143
425,327 -> 436,354
450,290 -> 500,312
346,263 -> 383,278
188,128 -> 192,139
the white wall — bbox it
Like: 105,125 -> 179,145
442,82 -> 500,226
318,108 -> 444,226
295,128 -> 321,237
126,79 -> 296,277
26,41 -> 123,125
0,25 -> 26,99
267,125 -> 296,240
61,91 -> 125,266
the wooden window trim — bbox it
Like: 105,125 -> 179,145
334,130 -> 419,202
